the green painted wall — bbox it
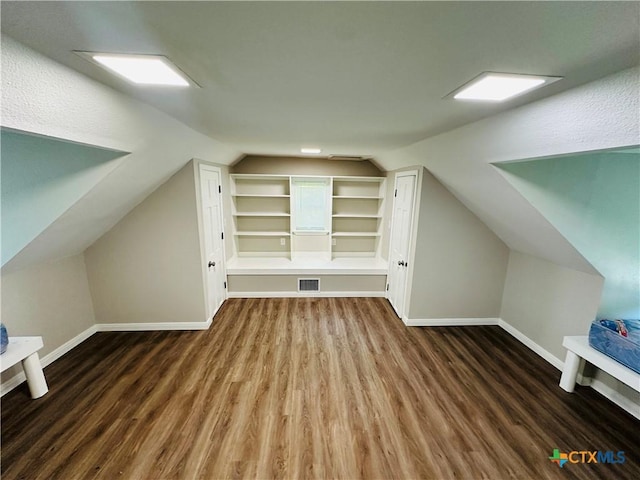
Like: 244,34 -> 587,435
1,129 -> 125,266
497,150 -> 640,319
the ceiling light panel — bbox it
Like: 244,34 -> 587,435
301,148 -> 322,154
76,52 -> 192,87
451,72 -> 562,102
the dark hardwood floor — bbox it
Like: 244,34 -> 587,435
2,297 -> 639,479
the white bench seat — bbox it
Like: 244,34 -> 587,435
226,256 -> 388,275
560,335 -> 640,393
1,336 -> 49,398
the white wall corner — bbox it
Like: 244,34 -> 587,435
497,319 -> 564,370
402,317 -> 564,373
40,324 -> 99,366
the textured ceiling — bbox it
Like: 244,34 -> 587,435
2,1 -> 639,157
1,36 -> 240,272
1,3 -> 638,276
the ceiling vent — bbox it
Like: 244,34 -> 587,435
328,154 -> 371,162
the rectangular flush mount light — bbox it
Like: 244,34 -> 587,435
75,52 -> 193,86
450,72 -> 562,101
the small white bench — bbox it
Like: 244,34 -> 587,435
560,335 -> 640,393
0,336 -> 49,398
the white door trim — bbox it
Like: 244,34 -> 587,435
386,169 -> 421,319
195,161 -> 227,320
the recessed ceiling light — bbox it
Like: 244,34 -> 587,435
450,72 -> 562,102
75,52 -> 193,87
301,148 -> 322,154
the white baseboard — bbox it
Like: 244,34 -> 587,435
4,311 -> 638,419
1,318 -> 212,396
41,325 -> 99,366
96,318 -> 212,331
1,324 -> 98,396
497,319 -> 564,371
227,291 -> 386,298
588,378 -> 640,420
403,317 -> 499,327
1,372 -> 28,397
404,316 -> 563,369
405,316 -> 639,418
497,319 -> 639,419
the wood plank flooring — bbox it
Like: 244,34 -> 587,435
2,297 -> 639,479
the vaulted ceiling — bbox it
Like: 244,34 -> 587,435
1,2 -> 639,274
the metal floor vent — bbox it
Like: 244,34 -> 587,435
298,278 -> 320,292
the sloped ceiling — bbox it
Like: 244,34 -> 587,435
376,66 -> 639,275
1,36 -> 241,272
497,151 -> 640,319
1,129 -> 126,266
1,2 -> 639,274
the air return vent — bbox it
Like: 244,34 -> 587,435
328,154 -> 371,161
298,278 -> 320,292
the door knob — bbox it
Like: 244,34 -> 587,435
208,261 -> 216,268
397,260 -> 405,267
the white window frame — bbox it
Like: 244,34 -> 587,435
290,177 -> 331,234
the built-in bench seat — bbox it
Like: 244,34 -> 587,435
226,256 -> 388,297
226,256 -> 388,275
560,335 -> 640,394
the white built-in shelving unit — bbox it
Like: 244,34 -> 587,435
331,176 -> 385,258
230,174 -> 385,260
230,175 -> 292,257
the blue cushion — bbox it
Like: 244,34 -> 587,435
589,319 -> 640,374
0,324 -> 7,355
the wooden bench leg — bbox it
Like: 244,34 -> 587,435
560,350 -> 581,393
22,352 -> 48,399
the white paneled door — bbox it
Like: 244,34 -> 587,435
387,171 -> 417,319
200,165 -> 226,319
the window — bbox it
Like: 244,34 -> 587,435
291,178 -> 330,232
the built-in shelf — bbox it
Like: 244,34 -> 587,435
230,174 -> 386,260
331,232 -> 381,237
331,176 -> 384,260
232,194 -> 290,198
234,231 -> 291,236
233,213 -> 291,217
332,195 -> 382,200
231,175 -> 292,258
